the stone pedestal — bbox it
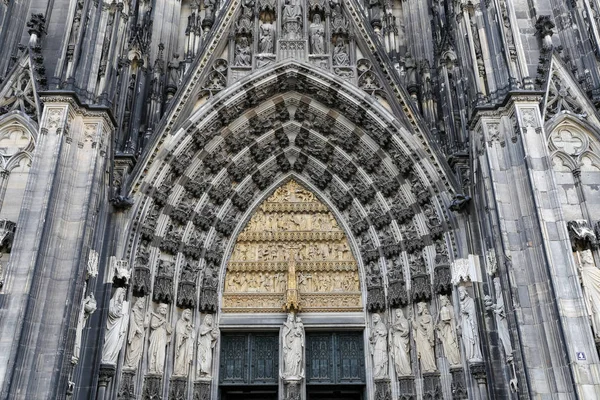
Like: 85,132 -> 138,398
117,369 -> 136,400
449,367 -> 467,399
169,376 -> 187,400
96,364 -> 116,400
470,363 -> 488,400
193,378 -> 212,400
422,372 -> 441,398
143,374 -> 163,400
397,376 -> 415,399
374,378 -> 391,400
283,378 -> 302,400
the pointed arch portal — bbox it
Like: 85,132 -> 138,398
116,60 -> 461,400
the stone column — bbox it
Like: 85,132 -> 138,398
96,364 -> 116,400
469,363 -> 488,400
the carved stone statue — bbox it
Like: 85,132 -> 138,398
73,293 -> 97,362
259,22 -> 275,53
282,313 -> 304,378
101,288 -> 129,365
389,309 -> 411,377
309,14 -> 324,54
578,250 -> 600,339
436,295 -> 461,367
124,297 -> 149,369
234,37 -> 252,66
282,0 -> 302,39
458,286 -> 483,362
370,313 -> 388,378
413,302 -> 436,373
484,278 -> 513,361
333,37 -> 350,66
197,314 -> 219,377
148,303 -> 173,374
173,309 -> 195,376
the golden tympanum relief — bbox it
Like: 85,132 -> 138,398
222,180 -> 362,312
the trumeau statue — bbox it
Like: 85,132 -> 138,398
148,303 -> 172,374
197,314 -> 219,378
370,313 -> 388,379
173,309 -> 195,376
282,313 -> 305,378
389,309 -> 411,377
101,288 -> 129,365
484,278 -> 513,361
578,250 -> 600,339
436,295 -> 461,367
458,286 -> 483,363
413,302 -> 436,373
124,297 -> 149,369
73,293 -> 97,363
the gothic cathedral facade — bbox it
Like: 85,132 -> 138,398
0,0 -> 600,399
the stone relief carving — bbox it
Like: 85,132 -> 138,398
124,297 -> 149,370
568,220 -> 598,250
173,309 -> 195,376
309,15 -> 325,54
101,288 -> 129,365
153,259 -> 175,303
390,308 -> 411,377
148,303 -> 173,374
370,313 -> 388,379
484,278 -> 513,362
436,295 -> 461,367
458,286 -> 483,363
413,302 -> 436,373
282,313 -> 305,378
332,37 -> 350,66
197,314 -> 219,378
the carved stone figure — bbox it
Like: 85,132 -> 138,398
484,278 -> 513,361
234,37 -> 252,66
148,303 -> 173,374
282,313 -> 304,378
173,309 -> 195,376
436,295 -> 461,366
578,250 -> 600,339
370,313 -> 388,378
389,309 -> 411,376
259,22 -> 275,53
333,37 -> 350,66
73,293 -> 97,362
101,288 -> 129,365
309,15 -> 324,54
413,302 -> 436,372
124,297 -> 149,369
197,314 -> 219,377
282,0 -> 303,39
458,286 -> 483,362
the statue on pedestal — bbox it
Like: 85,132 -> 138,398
458,286 -> 483,362
148,303 -> 172,374
370,313 -> 388,378
173,309 -> 195,376
101,288 -> 129,365
282,313 -> 304,378
436,295 -> 461,367
124,297 -> 149,369
389,309 -> 411,376
197,314 -> 219,377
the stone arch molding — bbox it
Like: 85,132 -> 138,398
547,115 -> 600,171
122,61 -> 459,314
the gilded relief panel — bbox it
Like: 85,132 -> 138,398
222,180 -> 362,312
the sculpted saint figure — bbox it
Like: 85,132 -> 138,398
333,37 -> 350,66
436,295 -> 461,366
234,37 -> 252,66
370,313 -> 388,378
101,288 -> 129,365
309,15 -> 325,54
259,23 -> 275,53
124,297 -> 149,369
458,286 -> 483,362
173,309 -> 195,376
74,292 -> 97,362
389,309 -> 411,376
282,0 -> 302,39
198,315 -> 219,377
578,250 -> 600,339
148,303 -> 172,374
283,313 -> 304,378
484,278 -> 513,361
413,302 -> 436,372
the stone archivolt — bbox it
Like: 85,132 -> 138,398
223,180 -> 362,313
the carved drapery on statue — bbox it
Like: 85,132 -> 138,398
223,180 -> 362,312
